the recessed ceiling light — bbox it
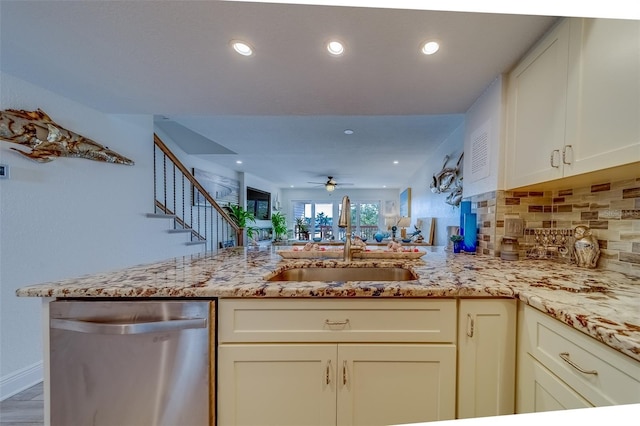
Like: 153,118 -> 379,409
231,40 -> 253,56
290,185 -> 294,188
236,160 -> 243,164
344,129 -> 354,135
327,40 -> 345,56
421,41 -> 440,55
393,160 -> 399,164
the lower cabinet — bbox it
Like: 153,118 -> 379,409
457,299 -> 517,418
216,298 -> 519,426
516,303 -> 640,412
217,299 -> 457,426
218,343 -> 456,426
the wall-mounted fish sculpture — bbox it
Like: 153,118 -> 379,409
0,108 -> 134,165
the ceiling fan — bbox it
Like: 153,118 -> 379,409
307,176 -> 354,192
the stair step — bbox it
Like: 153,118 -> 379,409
146,213 -> 176,219
168,229 -> 193,234
185,240 -> 206,246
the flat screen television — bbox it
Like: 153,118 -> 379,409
247,187 -> 271,220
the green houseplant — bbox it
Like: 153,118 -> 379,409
271,211 -> 287,242
224,204 -> 257,242
450,234 -> 464,253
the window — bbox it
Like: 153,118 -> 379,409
357,203 -> 380,240
291,200 -> 380,240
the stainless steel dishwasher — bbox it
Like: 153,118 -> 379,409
49,300 -> 210,426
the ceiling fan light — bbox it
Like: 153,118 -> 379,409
326,183 -> 336,192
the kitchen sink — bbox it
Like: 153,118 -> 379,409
267,266 -> 418,282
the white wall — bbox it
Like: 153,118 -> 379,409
462,75 -> 506,197
404,124 -> 465,246
0,73 -> 201,398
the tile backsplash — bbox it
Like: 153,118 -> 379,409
468,177 -> 640,277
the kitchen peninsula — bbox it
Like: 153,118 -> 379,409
16,245 -> 640,425
17,246 -> 640,356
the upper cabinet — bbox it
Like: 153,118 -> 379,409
564,19 -> 640,176
506,20 -> 570,188
505,18 -> 640,189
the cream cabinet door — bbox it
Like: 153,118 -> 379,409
336,344 -> 456,426
457,299 -> 516,419
506,19 -> 570,188
218,344 -> 337,426
564,18 -> 640,176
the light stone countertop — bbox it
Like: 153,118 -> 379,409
16,245 -> 640,362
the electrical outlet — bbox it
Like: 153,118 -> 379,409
0,164 -> 9,179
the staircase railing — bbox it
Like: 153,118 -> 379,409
153,134 -> 243,250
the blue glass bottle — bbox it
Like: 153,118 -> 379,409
463,213 -> 477,253
459,201 -> 471,237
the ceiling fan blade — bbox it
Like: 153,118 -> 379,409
306,176 -> 355,187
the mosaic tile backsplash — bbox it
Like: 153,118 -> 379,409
468,177 -> 640,277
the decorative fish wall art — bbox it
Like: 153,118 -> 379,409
0,108 -> 134,165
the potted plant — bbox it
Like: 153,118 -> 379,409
245,225 -> 259,243
271,211 -> 287,242
450,234 -> 464,253
224,204 -> 256,245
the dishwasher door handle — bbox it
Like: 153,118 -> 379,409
51,317 -> 207,335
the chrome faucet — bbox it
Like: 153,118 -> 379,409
338,195 -> 354,261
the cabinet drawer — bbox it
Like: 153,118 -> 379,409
218,299 -> 456,343
523,354 -> 593,412
522,305 -> 640,406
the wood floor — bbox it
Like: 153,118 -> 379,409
0,382 -> 44,426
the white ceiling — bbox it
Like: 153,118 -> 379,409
0,1 -> 559,189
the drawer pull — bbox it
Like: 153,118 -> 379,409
326,360 -> 332,385
559,352 -> 598,375
466,314 -> 474,338
550,149 -> 561,168
562,145 -> 573,165
325,319 -> 350,327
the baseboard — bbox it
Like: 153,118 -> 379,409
0,361 -> 43,401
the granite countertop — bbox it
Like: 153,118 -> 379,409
279,240 -> 430,246
16,245 -> 640,362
